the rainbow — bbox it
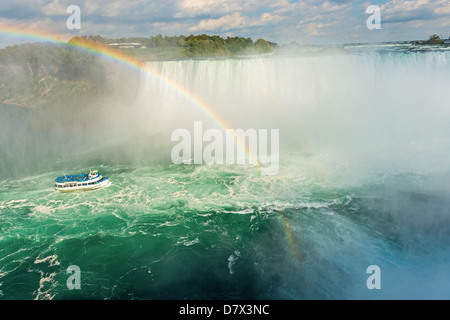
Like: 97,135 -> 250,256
279,213 -> 301,264
0,26 -> 301,263
0,25 -> 261,165
0,26 -> 229,129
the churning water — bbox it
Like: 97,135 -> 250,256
1,44 -> 450,299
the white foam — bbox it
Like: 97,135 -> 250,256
227,250 -> 241,275
32,204 -> 55,215
230,208 -> 254,215
32,270 -> 57,300
182,237 -> 200,247
34,254 -> 60,267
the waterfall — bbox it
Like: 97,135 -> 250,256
136,48 -> 450,177
2,45 -> 450,299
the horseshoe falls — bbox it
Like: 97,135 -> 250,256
1,44 -> 450,300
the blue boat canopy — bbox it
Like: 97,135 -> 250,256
55,172 -> 100,183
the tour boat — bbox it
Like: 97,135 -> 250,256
54,170 -> 111,192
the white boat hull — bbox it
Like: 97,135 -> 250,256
55,178 -> 111,193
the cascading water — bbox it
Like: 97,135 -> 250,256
1,45 -> 450,299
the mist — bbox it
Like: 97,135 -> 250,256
2,43 -> 450,299
133,49 -> 450,180
2,46 -> 450,181
131,49 -> 450,299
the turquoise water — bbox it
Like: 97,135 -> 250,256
2,157 -> 450,299
2,46 -> 450,300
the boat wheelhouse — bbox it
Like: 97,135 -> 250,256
55,170 -> 110,192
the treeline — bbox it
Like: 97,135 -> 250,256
184,34 -> 277,56
71,34 -> 278,57
414,34 -> 446,45
84,34 -> 187,48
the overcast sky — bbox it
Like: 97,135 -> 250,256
1,0 -> 449,46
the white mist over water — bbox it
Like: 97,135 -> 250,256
132,48 -> 450,299
136,49 -> 450,181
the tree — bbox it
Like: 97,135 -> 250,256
255,38 -> 272,53
424,34 -> 444,45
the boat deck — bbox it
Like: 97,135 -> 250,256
55,173 -> 99,183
